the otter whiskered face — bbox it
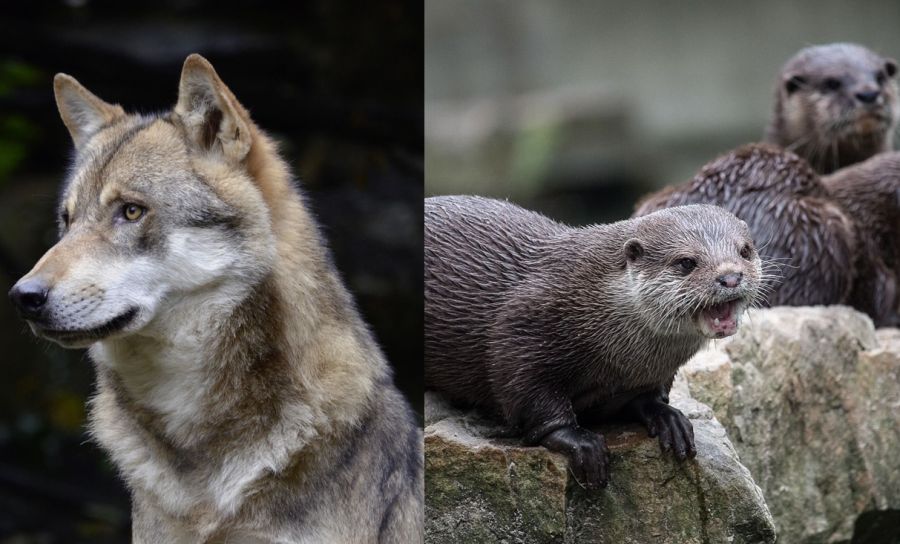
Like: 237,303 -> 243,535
777,43 -> 899,171
625,205 -> 763,340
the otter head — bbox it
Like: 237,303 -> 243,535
769,43 -> 899,173
623,205 -> 762,339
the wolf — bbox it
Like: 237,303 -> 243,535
8,54 -> 423,543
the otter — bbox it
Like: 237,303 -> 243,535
425,197 -> 762,489
823,152 -> 900,327
764,43 -> 899,174
635,143 -> 855,307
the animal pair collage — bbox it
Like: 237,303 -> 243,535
3,6 -> 900,544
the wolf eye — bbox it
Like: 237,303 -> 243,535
60,210 -> 70,227
740,243 -> 753,260
877,71 -> 887,86
823,77 -> 842,91
122,203 -> 145,222
675,257 -> 697,274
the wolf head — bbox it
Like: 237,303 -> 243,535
9,55 -> 278,348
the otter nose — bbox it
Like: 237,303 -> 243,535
855,90 -> 880,104
717,272 -> 742,289
9,278 -> 50,320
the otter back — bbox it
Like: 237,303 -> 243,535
635,143 -> 855,307
823,152 -> 900,326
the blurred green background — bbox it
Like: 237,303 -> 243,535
0,2 -> 421,542
426,0 -> 900,225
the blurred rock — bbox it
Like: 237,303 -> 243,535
424,390 -> 776,543
682,306 -> 900,543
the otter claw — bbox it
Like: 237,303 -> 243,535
652,405 -> 696,460
629,397 -> 696,461
542,426 -> 610,489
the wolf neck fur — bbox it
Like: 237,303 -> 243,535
93,273 -> 286,444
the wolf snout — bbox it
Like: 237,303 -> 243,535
9,278 -> 50,321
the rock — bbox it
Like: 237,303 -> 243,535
681,306 -> 900,543
424,391 -> 776,543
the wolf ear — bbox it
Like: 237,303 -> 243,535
174,54 -> 252,163
53,74 -> 125,149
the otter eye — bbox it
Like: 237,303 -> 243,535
122,203 -> 146,222
675,257 -> 697,274
740,243 -> 753,260
823,77 -> 842,91
60,210 -> 70,227
877,71 -> 887,86
785,75 -> 807,94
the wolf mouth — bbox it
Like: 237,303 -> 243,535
38,307 -> 139,343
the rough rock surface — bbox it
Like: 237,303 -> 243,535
681,306 -> 900,544
424,387 -> 776,543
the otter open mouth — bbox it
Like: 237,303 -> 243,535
35,307 -> 139,346
697,299 -> 742,339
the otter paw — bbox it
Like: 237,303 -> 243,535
643,404 -> 696,461
541,426 -> 610,489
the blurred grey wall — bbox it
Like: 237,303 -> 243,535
425,0 -> 900,223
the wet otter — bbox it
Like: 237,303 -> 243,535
425,197 -> 762,489
635,143 -> 855,307
823,152 -> 900,327
765,43 -> 898,174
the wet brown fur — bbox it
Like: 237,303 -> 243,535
635,143 -> 856,307
823,152 -> 900,326
425,197 -> 760,444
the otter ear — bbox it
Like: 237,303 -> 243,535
784,74 -> 807,94
624,239 -> 644,262
174,54 -> 252,163
53,74 -> 125,150
885,59 -> 897,78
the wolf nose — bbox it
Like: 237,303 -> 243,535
855,90 -> 880,104
717,272 -> 742,289
9,278 -> 50,320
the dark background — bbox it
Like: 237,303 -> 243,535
0,2 -> 422,542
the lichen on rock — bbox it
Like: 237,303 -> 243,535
425,388 -> 776,543
682,306 -> 900,543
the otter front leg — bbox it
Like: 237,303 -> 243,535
541,426 -> 610,489
625,389 -> 696,461
514,398 -> 611,489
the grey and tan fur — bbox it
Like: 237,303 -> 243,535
8,55 -> 422,543
425,196 -> 762,489
765,43 -> 899,174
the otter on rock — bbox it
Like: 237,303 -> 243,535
823,152 -> 900,327
635,143 -> 855,308
425,197 -> 762,489
765,43 -> 899,174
